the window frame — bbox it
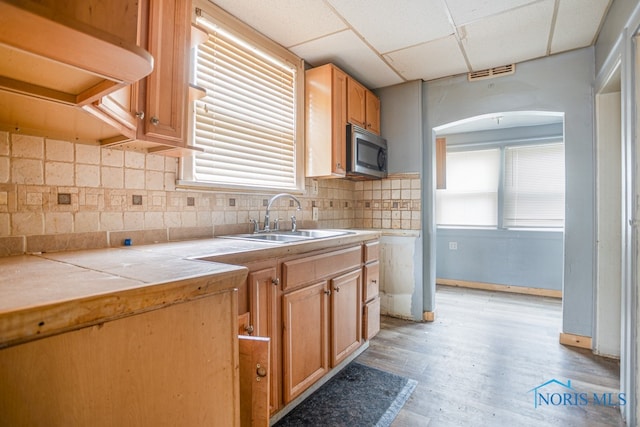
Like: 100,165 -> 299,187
177,2 -> 305,193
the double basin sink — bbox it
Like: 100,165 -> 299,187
221,229 -> 354,244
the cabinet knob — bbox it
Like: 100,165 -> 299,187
371,279 -> 377,284
135,111 -> 145,119
324,290 -> 331,295
334,287 -> 340,293
256,364 -> 267,378
272,278 -> 280,286
244,325 -> 254,335
150,116 -> 160,126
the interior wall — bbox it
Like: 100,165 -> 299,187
423,47 -> 596,337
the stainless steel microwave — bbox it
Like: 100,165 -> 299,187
346,124 -> 388,179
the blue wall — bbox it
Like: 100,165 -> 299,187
436,229 -> 564,290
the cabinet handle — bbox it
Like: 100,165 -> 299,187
244,325 -> 254,335
324,290 -> 331,295
150,116 -> 160,126
272,278 -> 280,286
371,280 -> 377,284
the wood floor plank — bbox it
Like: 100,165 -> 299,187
356,286 -> 625,427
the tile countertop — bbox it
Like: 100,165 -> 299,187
0,229 -> 380,349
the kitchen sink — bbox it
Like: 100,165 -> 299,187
219,229 -> 355,244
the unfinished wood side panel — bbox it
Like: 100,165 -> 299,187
436,137 -> 447,189
0,291 -> 240,427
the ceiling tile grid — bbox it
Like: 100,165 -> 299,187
208,0 -> 613,89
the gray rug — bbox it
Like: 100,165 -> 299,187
274,362 -> 417,427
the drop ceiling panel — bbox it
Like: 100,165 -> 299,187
290,30 -> 403,89
327,0 -> 454,54
385,35 -> 469,81
444,0 -> 539,26
462,0 -> 555,71
550,0 -> 611,54
209,0 -> 346,48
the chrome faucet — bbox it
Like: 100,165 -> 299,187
263,193 -> 302,232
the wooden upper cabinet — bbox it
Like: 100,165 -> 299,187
305,64 -> 348,178
83,0 -> 196,156
347,77 -> 381,135
306,63 -> 382,178
365,90 -> 381,134
346,78 -> 366,129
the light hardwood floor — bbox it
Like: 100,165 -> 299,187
356,286 -> 626,427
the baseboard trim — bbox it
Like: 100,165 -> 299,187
437,278 -> 562,299
559,332 -> 592,350
423,311 -> 436,322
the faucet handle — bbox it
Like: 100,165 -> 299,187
273,218 -> 282,231
291,215 -> 297,232
249,218 -> 259,233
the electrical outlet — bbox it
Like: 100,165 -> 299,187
312,207 -> 319,221
449,241 -> 458,250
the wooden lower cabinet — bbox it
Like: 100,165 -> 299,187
0,290 -> 240,427
282,280 -> 330,404
330,269 -> 362,366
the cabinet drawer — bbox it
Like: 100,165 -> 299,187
363,261 -> 379,302
363,297 -> 380,340
363,240 -> 379,263
282,246 -> 362,292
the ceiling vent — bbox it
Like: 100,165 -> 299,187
468,64 -> 515,81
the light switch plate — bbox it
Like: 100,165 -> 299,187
311,180 -> 319,195
312,207 -> 319,221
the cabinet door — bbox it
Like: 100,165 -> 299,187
142,0 -> 189,143
331,67 -> 348,175
282,281 -> 330,403
330,269 -> 362,367
239,335 -> 270,427
363,260 -> 380,302
249,266 -> 281,414
347,78 -> 366,128
365,90 -> 381,135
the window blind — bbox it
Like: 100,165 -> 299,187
436,148 -> 500,227
192,19 -> 297,189
503,143 -> 565,228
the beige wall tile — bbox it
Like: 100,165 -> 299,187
46,139 -> 74,162
164,211 -> 181,228
124,211 -> 145,230
0,213 -> 9,236
0,158 -> 9,183
144,211 -> 164,229
124,168 -> 145,189
101,148 -> 124,167
75,211 -> 100,233
181,211 -> 197,227
76,164 -> 101,187
102,166 -> 124,188
12,212 -> 44,235
0,132 -> 9,155
12,134 -> 44,159
12,159 -> 43,185
125,150 -> 145,169
100,212 -> 124,231
76,144 -> 101,165
45,212 -> 74,234
146,154 -> 165,171
146,170 -> 164,190
45,161 -> 75,186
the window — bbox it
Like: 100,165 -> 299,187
436,142 -> 565,229
436,149 -> 500,227
504,143 -> 565,228
180,6 -> 304,191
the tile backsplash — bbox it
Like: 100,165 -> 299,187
0,132 -> 420,256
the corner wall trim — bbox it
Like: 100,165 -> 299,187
436,278 -> 562,299
423,311 -> 436,322
559,332 -> 592,350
